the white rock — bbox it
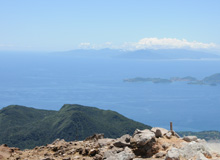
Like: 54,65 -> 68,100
165,147 -> 180,160
196,153 -> 208,160
165,131 -> 173,139
179,141 -> 212,159
130,129 -> 155,146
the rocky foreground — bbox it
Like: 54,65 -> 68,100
1,128 -> 220,160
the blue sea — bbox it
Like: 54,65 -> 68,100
0,52 -> 220,131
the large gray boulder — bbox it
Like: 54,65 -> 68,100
130,129 -> 159,157
130,129 -> 155,146
113,134 -> 131,148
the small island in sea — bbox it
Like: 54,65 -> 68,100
124,77 -> 172,83
124,73 -> 220,86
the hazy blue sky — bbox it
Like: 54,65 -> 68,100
0,0 -> 220,51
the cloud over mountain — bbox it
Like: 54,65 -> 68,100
122,38 -> 217,50
78,38 -> 217,51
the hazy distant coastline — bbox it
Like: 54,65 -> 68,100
53,48 -> 220,60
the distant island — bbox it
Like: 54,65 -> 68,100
124,77 -> 172,83
124,73 -> 220,86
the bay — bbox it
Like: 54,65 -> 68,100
0,52 -> 220,131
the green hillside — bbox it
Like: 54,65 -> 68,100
0,104 -> 150,149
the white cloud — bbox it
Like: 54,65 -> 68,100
78,38 -> 217,51
122,38 -> 217,50
79,42 -> 91,49
105,42 -> 112,45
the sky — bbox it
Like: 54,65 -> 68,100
0,0 -> 220,52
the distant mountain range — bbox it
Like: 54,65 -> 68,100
0,104 -> 150,149
55,49 -> 220,60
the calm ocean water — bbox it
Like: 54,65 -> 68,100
0,53 -> 220,131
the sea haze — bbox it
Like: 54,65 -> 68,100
0,51 -> 220,131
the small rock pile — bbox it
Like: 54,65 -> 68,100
1,128 -> 220,160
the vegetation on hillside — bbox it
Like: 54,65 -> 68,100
0,104 -> 150,149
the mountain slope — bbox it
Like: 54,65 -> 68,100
0,104 -> 150,149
